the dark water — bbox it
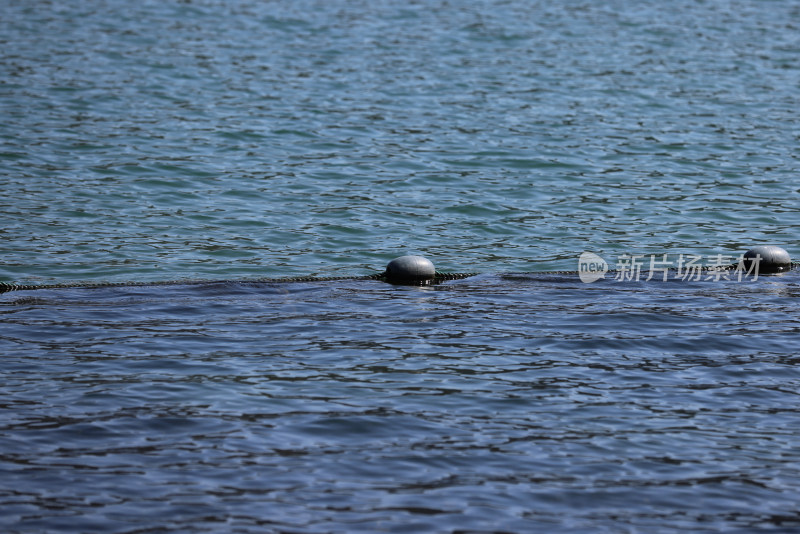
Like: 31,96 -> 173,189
2,0 -> 800,532
3,274 -> 800,533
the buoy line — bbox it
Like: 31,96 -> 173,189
0,246 -> 794,293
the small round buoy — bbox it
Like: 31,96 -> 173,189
743,245 -> 791,274
385,255 -> 436,284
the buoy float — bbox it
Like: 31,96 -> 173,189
385,255 -> 436,284
743,245 -> 791,274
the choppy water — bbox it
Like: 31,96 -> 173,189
2,0 -> 800,532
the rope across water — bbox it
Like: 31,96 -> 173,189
1,246 -> 796,294
0,271 -> 478,293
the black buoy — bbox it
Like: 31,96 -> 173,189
743,245 -> 792,274
385,255 -> 436,284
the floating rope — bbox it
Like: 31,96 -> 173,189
0,271 -> 482,294
1,265 -> 794,294
1,249 -> 796,294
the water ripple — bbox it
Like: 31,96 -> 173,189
3,0 -> 800,531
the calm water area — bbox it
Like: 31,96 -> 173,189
2,0 -> 800,532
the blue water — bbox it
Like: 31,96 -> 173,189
2,0 -> 800,532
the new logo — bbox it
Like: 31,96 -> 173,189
578,252 -> 608,283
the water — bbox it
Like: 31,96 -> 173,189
2,0 -> 800,532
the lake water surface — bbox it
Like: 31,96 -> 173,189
2,0 -> 800,532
